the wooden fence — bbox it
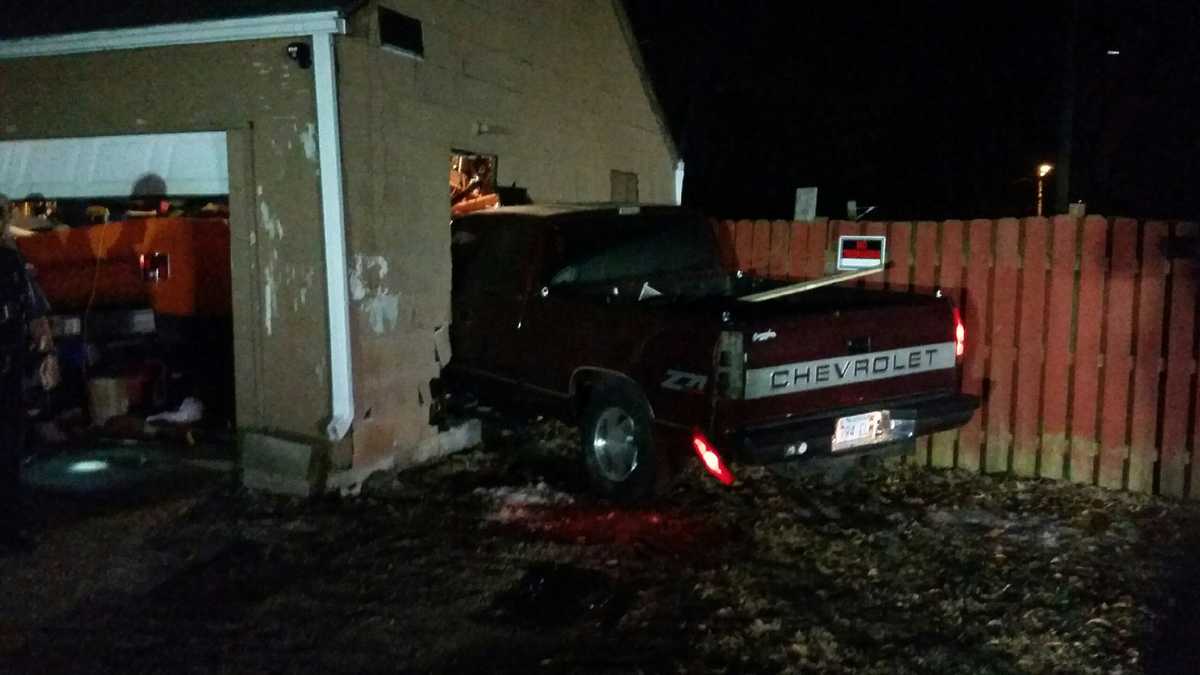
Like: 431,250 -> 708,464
715,217 -> 1200,497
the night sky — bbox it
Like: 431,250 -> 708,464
624,1 -> 1200,222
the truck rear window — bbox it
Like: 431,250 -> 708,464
550,216 -> 717,286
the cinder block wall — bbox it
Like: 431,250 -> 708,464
337,0 -> 678,472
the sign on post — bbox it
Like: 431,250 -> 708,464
836,235 -> 887,271
793,187 -> 818,221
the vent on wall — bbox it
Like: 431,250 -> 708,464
379,7 -> 423,58
611,170 -> 639,203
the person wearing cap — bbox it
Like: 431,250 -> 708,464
0,194 -> 58,552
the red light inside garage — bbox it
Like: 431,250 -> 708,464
139,251 -> 170,282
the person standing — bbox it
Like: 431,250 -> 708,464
0,195 -> 58,551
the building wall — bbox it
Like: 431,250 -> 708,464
336,0 -> 678,469
0,40 -> 332,439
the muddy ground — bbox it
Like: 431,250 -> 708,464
3,422 -> 1200,674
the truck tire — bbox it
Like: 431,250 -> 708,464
578,381 -> 659,502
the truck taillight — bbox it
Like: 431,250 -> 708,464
691,429 -> 735,485
715,331 -> 744,399
952,306 -> 965,358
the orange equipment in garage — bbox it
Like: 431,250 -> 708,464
16,217 -> 232,318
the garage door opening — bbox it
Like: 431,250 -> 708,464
2,132 -> 237,471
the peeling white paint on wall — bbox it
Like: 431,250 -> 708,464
263,250 -> 279,336
256,186 -> 288,336
363,294 -> 400,335
349,254 -> 389,301
300,123 -> 318,163
300,267 -> 315,305
349,254 -> 400,334
257,192 -> 285,240
289,265 -> 317,312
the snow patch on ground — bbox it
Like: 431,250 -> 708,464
475,482 -> 575,523
924,507 -> 1083,548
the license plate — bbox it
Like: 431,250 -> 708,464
832,411 -> 885,452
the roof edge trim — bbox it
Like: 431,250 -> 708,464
0,11 -> 346,59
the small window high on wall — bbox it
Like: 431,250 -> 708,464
451,151 -> 498,216
379,7 -> 423,58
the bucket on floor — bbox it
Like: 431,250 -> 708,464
88,376 -> 134,426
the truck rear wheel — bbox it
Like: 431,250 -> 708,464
579,381 -> 658,502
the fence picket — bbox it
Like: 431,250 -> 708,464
886,222 -> 913,292
768,220 -> 791,279
864,222 -> 888,290
734,220 -> 754,274
910,223 -> 939,464
751,219 -> 772,274
914,223 -> 938,290
1069,217 -> 1109,485
1040,216 -> 1078,480
1013,218 -> 1049,477
787,221 -> 809,280
834,219 -> 862,241
984,219 -> 1020,473
932,220 -> 965,468
958,220 -> 993,472
1192,311 -> 1200,500
1128,222 -> 1168,492
715,220 -> 737,271
1164,222 -> 1199,498
805,220 -> 829,278
1097,220 -> 1138,489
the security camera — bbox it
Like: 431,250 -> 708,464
286,42 -> 312,69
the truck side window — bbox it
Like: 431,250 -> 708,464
459,223 -> 532,297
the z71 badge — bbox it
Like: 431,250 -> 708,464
661,370 -> 708,392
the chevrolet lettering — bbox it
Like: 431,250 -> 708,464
747,342 -> 956,398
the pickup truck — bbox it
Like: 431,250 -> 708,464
444,204 -> 979,500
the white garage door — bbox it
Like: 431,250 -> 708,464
0,131 -> 229,198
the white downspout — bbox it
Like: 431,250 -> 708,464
311,29 -> 355,441
674,160 -> 685,205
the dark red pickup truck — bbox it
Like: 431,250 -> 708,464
445,204 -> 979,500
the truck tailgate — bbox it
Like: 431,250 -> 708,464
721,287 -> 959,431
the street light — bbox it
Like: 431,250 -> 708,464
1036,163 -> 1054,216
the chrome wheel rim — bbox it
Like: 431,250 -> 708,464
591,407 -> 639,482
